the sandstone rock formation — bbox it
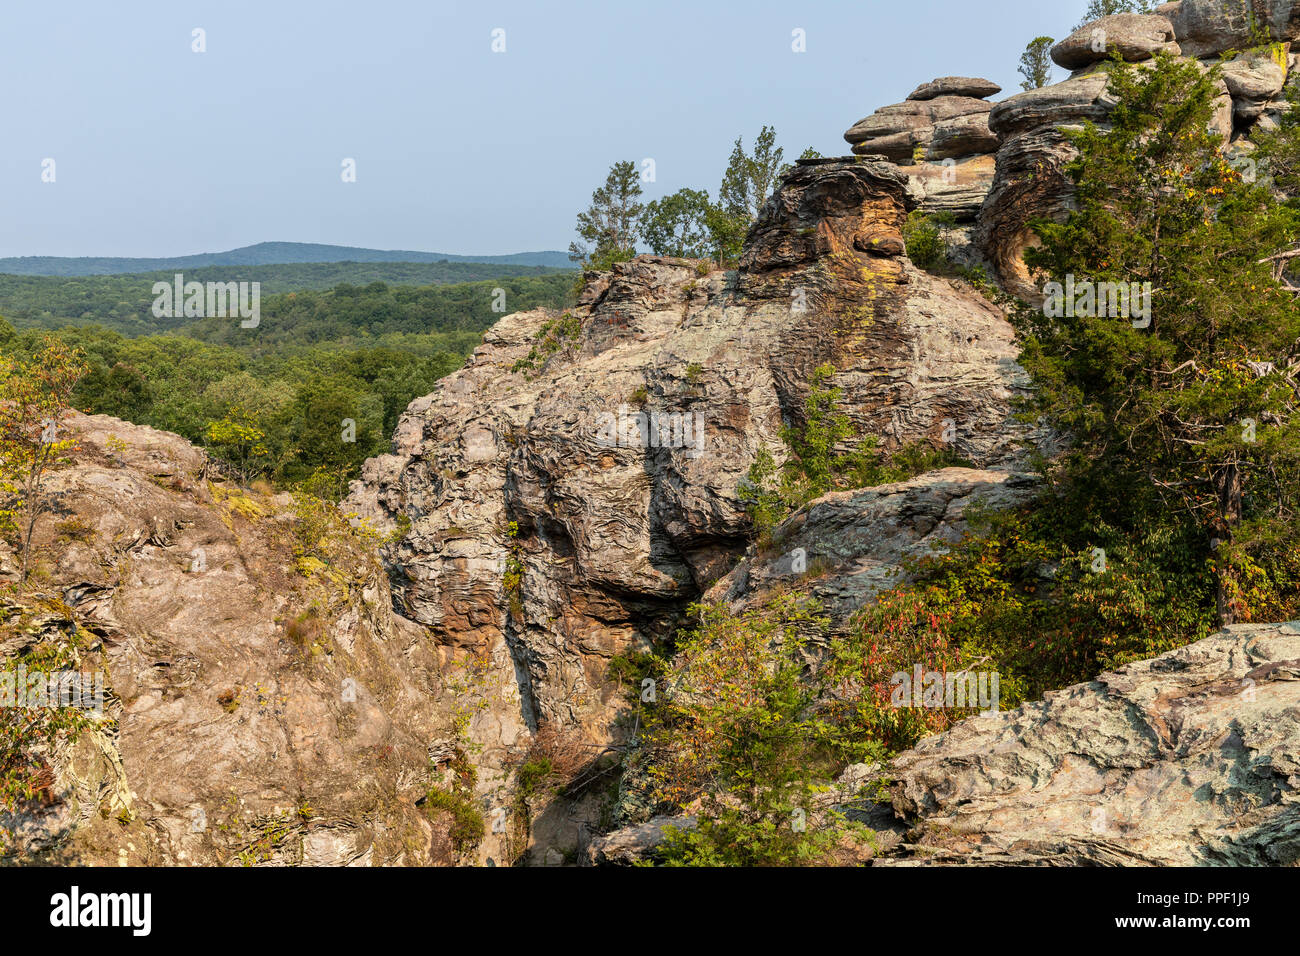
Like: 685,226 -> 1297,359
1166,0 -> 1300,59
705,469 -> 1036,636
975,5 -> 1281,296
907,76 -> 1002,102
882,621 -> 1300,865
844,96 -> 995,165
844,76 -> 1004,265
1051,13 -> 1181,70
342,157 -> 1031,860
16,3 -> 1300,870
1,413 -> 520,866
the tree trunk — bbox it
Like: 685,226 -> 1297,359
1212,461 -> 1244,627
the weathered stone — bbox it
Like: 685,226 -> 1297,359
584,815 -> 697,865
707,470 -> 1037,632
1051,13 -> 1180,70
342,160 -> 1031,866
907,76 -> 1002,101
845,97 -> 993,163
905,154 -> 997,224
926,111 -> 1000,160
880,622 -> 1300,865
987,70 -> 1114,141
1,413 -> 510,865
1220,47 -> 1289,120
1169,0 -> 1300,58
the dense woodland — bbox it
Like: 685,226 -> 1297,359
0,272 -> 572,490
0,263 -> 570,335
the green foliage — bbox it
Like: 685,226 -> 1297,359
205,406 -> 271,484
422,786 -> 486,854
902,211 -> 952,270
1020,52 -> 1300,626
510,312 -> 582,375
1018,36 -> 1055,91
0,267 -> 572,336
701,203 -> 750,266
0,338 -> 90,579
641,188 -> 714,258
569,160 -> 645,267
0,620 -> 94,820
2,274 -> 572,490
645,596 -> 883,866
719,126 -> 785,222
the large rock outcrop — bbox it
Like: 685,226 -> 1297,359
1166,0 -> 1300,58
343,158 -> 1031,861
882,621 -> 1300,865
1,413 -> 523,866
1051,13 -> 1181,70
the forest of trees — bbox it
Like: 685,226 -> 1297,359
0,272 -> 572,492
0,263 -> 570,335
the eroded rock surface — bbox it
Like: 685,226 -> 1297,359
2,413 -> 519,866
882,623 -> 1300,865
344,160 -> 1030,842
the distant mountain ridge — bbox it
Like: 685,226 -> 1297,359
0,241 -> 572,276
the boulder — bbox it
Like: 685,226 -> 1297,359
1168,0 -> 1300,58
880,622 -> 1300,865
1220,47 -> 1289,121
584,815 -> 697,865
926,111 -> 1001,159
706,470 -> 1037,631
907,76 -> 1002,101
845,96 -> 993,163
987,70 -> 1114,140
1050,13 -> 1180,70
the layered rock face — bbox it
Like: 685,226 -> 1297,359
974,1 -> 1295,296
883,622 -> 1300,865
704,469 -> 1036,637
845,75 -> 1003,235
1,414 -> 513,865
344,159 -> 1031,859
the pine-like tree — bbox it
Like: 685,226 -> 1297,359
1019,53 -> 1300,625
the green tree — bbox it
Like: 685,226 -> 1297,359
569,160 -> 644,268
1018,36 -> 1055,91
205,406 -> 272,485
1019,53 -> 1300,626
640,188 -> 714,258
646,596 -> 882,866
0,338 -> 89,581
706,126 -> 790,265
1075,0 -> 1155,29
719,126 -> 785,221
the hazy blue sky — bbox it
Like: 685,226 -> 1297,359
0,0 -> 1080,258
